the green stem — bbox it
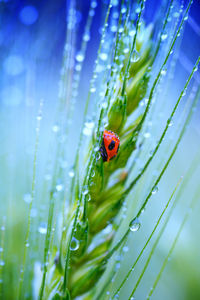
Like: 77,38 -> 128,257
18,100 -> 43,300
114,176 -> 182,297
152,0 -> 174,64
123,56 -> 200,205
132,0 -> 193,139
146,190 -> 200,299
121,0 -> 145,97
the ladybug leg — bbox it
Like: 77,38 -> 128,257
100,142 -> 108,162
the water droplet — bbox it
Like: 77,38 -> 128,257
114,294 -> 119,299
83,120 -> 94,136
161,33 -> 168,41
167,118 -> 173,126
56,184 -> 63,192
129,218 -> 141,232
135,6 -> 141,14
70,237 -> 79,251
194,66 -> 198,72
52,124 -> 60,133
82,186 -> 89,196
184,15 -> 188,21
25,242 -> 30,248
130,297 -> 135,300
115,262 -> 120,269
23,193 -> 32,204
115,254 -> 121,262
38,222 -> 47,235
106,291 -> 110,295
69,169 -> 75,178
89,9 -> 95,17
100,53 -> 108,61
37,114 -> 42,121
1,226 -> 5,231
44,261 -> 49,267
111,25 -> 117,32
96,152 -> 101,160
75,64 -> 81,71
173,12 -> 179,18
91,1 -> 97,8
131,50 -> 140,62
144,132 -> 151,138
102,101 -> 107,109
85,121 -> 94,129
90,87 -> 96,93
91,170 -> 95,177
0,248 -> 3,253
168,119 -> 173,126
83,33 -> 90,42
119,26 -> 124,33
123,47 -> 129,54
121,7 -> 126,14
161,69 -> 167,76
112,0 -> 118,7
76,52 -> 84,62
152,186 -> 158,195
0,261 -> 5,266
122,246 -> 129,252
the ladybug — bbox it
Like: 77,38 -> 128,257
100,130 -> 120,162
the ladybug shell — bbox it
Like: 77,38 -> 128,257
100,130 -> 120,162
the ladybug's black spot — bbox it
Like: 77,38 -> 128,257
100,143 -> 108,162
108,140 -> 115,150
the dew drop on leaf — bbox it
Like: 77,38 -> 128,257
83,33 -> 90,42
152,186 -> 158,195
167,118 -> 173,126
121,7 -> 126,14
38,222 -> 47,235
161,33 -> 168,41
52,124 -> 60,133
90,87 -> 96,93
129,217 -> 141,232
70,237 -> 79,251
56,184 -> 63,192
100,53 -> 108,61
129,29 -> 136,37
68,169 -> 75,178
161,69 -> 167,76
82,186 -> 89,196
144,132 -> 151,138
131,50 -> 140,62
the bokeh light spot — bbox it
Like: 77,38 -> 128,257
19,5 -> 38,25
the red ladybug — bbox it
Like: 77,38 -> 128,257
100,130 -> 120,162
